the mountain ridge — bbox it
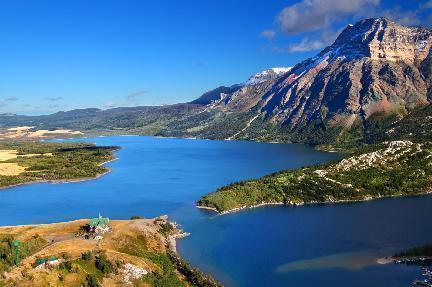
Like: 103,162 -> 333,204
1,17 -> 431,146
208,18 -> 431,141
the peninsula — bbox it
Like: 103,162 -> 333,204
197,140 -> 432,213
0,141 -> 117,189
0,216 -> 221,287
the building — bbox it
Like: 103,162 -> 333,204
34,256 -> 60,269
89,213 -> 111,234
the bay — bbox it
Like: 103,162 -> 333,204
0,136 -> 429,286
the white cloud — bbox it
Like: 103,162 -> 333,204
277,0 -> 380,35
269,0 -> 432,54
5,97 -> 19,102
259,30 -> 276,40
273,27 -> 344,53
288,38 -> 327,52
160,101 -> 175,106
102,101 -> 116,109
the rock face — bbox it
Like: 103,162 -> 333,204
208,18 -> 432,142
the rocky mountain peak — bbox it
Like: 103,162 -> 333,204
244,67 -> 292,86
203,18 -> 432,143
326,17 -> 431,64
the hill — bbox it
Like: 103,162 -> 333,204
0,217 -> 221,287
198,140 -> 432,213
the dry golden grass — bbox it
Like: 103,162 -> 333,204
0,218 -> 172,287
0,150 -> 18,161
0,163 -> 26,176
0,149 -> 53,176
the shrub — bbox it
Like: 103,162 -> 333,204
81,251 -> 92,261
84,274 -> 100,287
159,222 -> 174,236
95,252 -> 113,274
58,261 -> 73,273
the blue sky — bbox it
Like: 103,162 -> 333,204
0,0 -> 431,115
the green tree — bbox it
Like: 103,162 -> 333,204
95,252 -> 113,274
81,251 -> 92,261
84,274 -> 100,287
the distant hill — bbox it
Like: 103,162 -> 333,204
1,18 -> 431,146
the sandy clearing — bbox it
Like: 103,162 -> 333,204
0,149 -> 52,162
18,152 -> 53,158
1,127 -> 83,140
7,126 -> 34,131
0,162 -> 26,176
46,129 -> 83,135
28,129 -> 83,137
0,150 -> 18,161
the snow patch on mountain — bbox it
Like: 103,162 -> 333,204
244,67 -> 292,86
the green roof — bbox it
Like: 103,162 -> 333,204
35,258 -> 46,265
89,214 -> 109,227
35,256 -> 58,265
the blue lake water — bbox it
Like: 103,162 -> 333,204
0,136 -> 430,286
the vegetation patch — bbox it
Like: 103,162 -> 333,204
198,141 -> 432,213
0,142 -> 117,189
0,234 -> 47,274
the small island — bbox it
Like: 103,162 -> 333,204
0,141 -> 118,189
392,245 -> 432,286
197,140 -> 432,213
0,215 -> 222,287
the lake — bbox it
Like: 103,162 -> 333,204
0,136 -> 430,286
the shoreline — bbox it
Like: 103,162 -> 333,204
167,230 -> 191,254
197,190 -> 432,215
77,131 -> 301,146
378,255 -> 432,265
0,156 -> 118,191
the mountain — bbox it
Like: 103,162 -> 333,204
189,67 -> 291,105
204,17 -> 432,143
1,18 -> 431,145
189,85 -> 241,105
